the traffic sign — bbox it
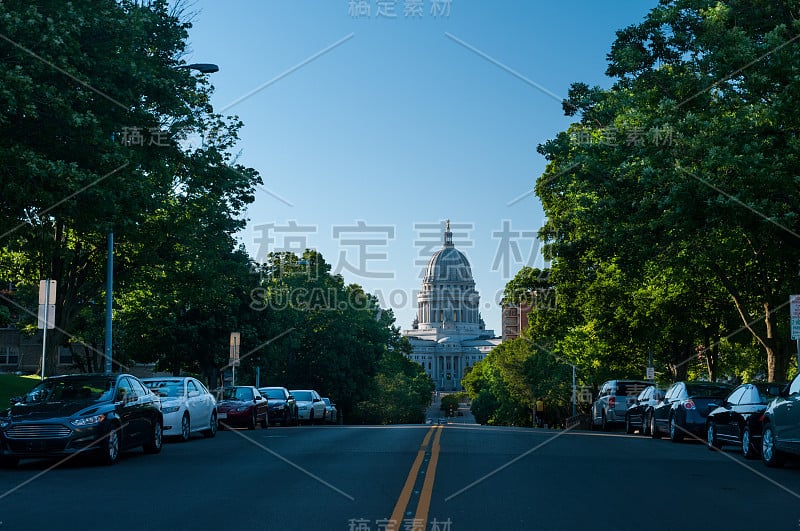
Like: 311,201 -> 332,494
792,295 -> 800,340
37,304 -> 55,330
646,367 -> 655,380
38,280 -> 56,305
229,332 -> 240,367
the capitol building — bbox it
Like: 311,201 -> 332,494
403,221 -> 501,390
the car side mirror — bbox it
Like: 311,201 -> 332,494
9,396 -> 21,405
188,390 -> 200,398
313,398 -> 320,403
287,395 -> 294,400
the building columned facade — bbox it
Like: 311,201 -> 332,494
403,220 -> 501,390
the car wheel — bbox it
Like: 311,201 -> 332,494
248,411 -> 257,430
650,414 -> 661,439
283,410 -> 291,426
143,419 -> 163,454
98,424 -> 121,465
308,411 -> 315,426
706,422 -> 721,451
261,412 -> 269,429
641,412 -> 650,436
203,411 -> 217,438
741,425 -> 756,459
179,413 -> 190,442
625,415 -> 634,434
762,424 -> 785,468
601,413 -> 609,432
669,415 -> 684,443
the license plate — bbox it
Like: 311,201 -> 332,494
218,413 -> 227,420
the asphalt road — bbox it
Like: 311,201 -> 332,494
1,423 -> 799,531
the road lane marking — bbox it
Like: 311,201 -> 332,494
389,426 -> 437,524
414,425 -> 443,524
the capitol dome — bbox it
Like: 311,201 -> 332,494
423,246 -> 473,283
414,220 -> 480,330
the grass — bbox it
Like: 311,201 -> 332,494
0,373 -> 41,407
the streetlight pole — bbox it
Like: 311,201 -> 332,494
103,62 -> 219,374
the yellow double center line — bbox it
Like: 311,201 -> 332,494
389,425 -> 443,525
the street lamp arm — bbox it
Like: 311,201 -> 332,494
178,63 -> 219,74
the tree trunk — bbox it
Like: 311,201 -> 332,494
764,303 -> 788,383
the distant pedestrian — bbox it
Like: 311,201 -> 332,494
536,397 -> 545,428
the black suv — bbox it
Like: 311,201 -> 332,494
0,373 -> 163,466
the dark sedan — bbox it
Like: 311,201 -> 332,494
706,382 -> 784,458
216,386 -> 269,430
0,373 -> 163,467
651,381 -> 733,442
258,386 -> 297,426
625,385 -> 665,435
762,374 -> 800,467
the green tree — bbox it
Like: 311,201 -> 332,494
0,0 -> 261,375
535,0 -> 800,383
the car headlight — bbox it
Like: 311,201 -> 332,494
235,406 -> 250,412
0,419 -> 9,429
70,414 -> 106,427
298,405 -> 308,410
162,406 -> 180,414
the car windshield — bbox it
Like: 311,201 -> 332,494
144,380 -> 184,398
754,383 -> 783,402
615,382 -> 648,397
686,384 -> 730,398
222,387 -> 253,401
292,391 -> 312,401
322,398 -> 331,406
262,389 -> 286,399
22,377 -> 114,404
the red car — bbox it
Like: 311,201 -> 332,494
216,386 -> 269,430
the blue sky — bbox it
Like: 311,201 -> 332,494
181,0 -> 660,333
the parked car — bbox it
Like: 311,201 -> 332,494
624,385 -> 665,435
0,373 -> 163,467
142,377 -> 217,441
650,381 -> 733,442
216,386 -> 269,430
290,389 -> 326,425
321,397 -> 338,424
590,380 -> 650,431
762,374 -> 800,467
258,386 -> 297,426
706,382 -> 784,458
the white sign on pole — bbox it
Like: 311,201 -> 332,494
791,295 -> 800,340
646,367 -> 655,380
229,332 -> 240,367
37,304 -> 56,330
38,280 -> 57,305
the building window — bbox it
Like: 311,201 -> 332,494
0,346 -> 19,365
58,347 -> 72,365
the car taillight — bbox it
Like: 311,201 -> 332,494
609,397 -> 616,408
683,400 -> 696,410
